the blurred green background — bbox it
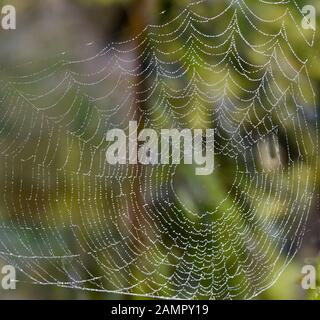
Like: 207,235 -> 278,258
0,0 -> 319,300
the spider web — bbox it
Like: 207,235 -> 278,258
0,0 -> 318,299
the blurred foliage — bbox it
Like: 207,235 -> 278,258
0,0 -> 319,300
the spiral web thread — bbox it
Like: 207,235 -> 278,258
0,0 -> 318,299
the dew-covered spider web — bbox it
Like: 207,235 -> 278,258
0,0 -> 318,299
